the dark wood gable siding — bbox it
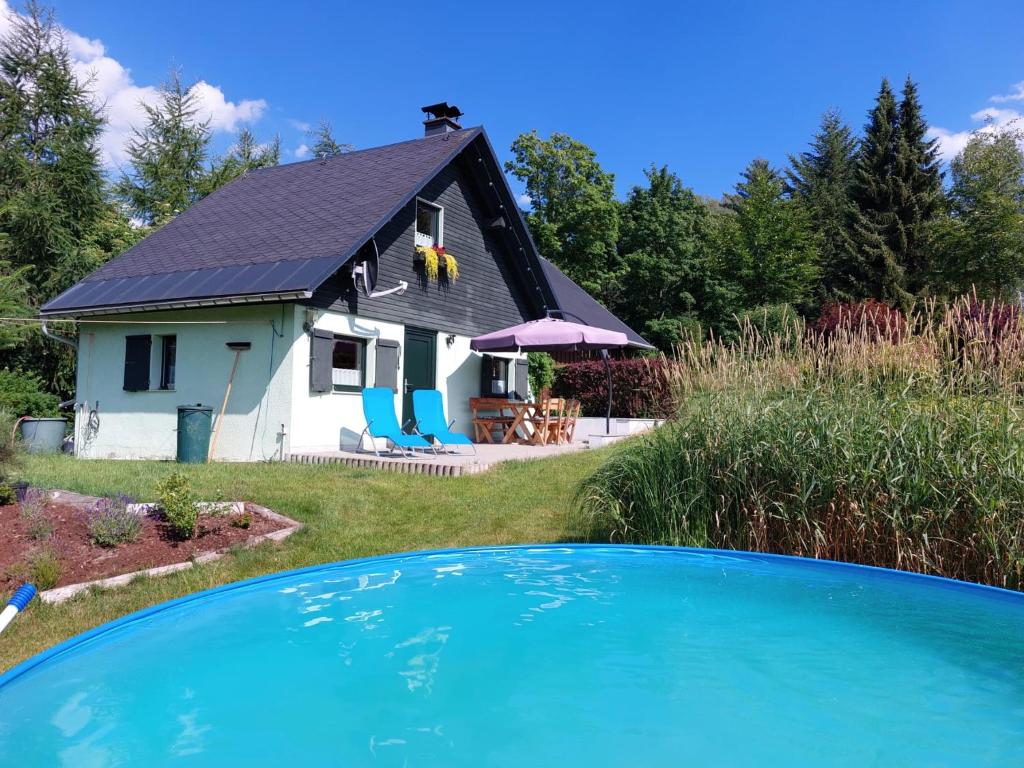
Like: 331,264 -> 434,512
308,155 -> 541,337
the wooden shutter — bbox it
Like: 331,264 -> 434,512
514,358 -> 530,400
123,334 -> 151,391
479,354 -> 492,397
310,330 -> 334,393
374,339 -> 400,393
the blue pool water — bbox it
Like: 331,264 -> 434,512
1,546 -> 1022,766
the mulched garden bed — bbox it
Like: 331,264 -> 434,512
1,496 -> 288,595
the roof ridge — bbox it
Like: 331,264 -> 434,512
249,125 -> 483,174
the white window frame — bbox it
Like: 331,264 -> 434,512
414,198 -> 443,249
330,334 -> 367,393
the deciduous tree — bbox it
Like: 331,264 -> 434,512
505,131 -> 621,305
719,159 -> 820,309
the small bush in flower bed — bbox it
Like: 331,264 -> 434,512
88,494 -> 141,547
156,472 -> 198,540
551,357 -> 673,419
19,487 -> 52,541
810,299 -> 907,343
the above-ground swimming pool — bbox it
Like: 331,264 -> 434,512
1,545 -> 1022,766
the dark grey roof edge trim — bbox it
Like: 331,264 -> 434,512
38,290 -> 312,318
302,127 -> 486,294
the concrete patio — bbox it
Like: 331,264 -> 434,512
286,441 -> 588,477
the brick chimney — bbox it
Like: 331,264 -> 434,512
421,102 -> 463,136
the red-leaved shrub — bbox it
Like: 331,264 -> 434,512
810,300 -> 907,343
551,357 -> 673,418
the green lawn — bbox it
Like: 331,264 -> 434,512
2,450 -> 606,673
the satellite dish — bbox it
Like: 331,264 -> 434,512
351,242 -> 379,296
350,239 -> 407,299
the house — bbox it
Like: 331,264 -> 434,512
40,104 -> 649,461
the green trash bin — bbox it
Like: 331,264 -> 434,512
176,404 -> 212,463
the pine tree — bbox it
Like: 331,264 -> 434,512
893,77 -> 944,294
720,159 -> 820,309
0,0 -> 106,297
115,70 -> 212,227
786,109 -> 864,301
199,128 -> 281,195
309,119 -> 351,160
850,79 -> 908,305
0,1 -> 121,394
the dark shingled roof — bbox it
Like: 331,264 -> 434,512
539,258 -> 652,348
41,128 -> 482,314
39,124 -> 652,348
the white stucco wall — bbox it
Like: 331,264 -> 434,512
288,307 -> 515,453
74,305 -> 294,461
71,303 -> 524,461
287,307 -> 405,452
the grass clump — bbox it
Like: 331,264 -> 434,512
577,295 -> 1024,590
28,546 -> 61,590
156,472 -> 197,540
88,494 -> 141,547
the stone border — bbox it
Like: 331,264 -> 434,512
286,452 -> 488,476
39,503 -> 302,605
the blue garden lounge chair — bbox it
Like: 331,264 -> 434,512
412,389 -> 476,456
360,387 -> 434,457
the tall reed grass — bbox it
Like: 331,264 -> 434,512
576,296 -> 1024,590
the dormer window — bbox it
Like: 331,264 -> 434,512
415,200 -> 442,248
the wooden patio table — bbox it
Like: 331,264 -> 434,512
469,397 -> 537,444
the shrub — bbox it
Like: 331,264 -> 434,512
576,297 -> 1024,590
156,472 -> 197,540
810,299 -> 906,343
88,494 -> 141,547
19,487 -> 52,540
0,483 -> 14,506
552,357 -> 673,418
0,407 -> 17,483
527,352 -> 556,398
0,369 -> 59,418
230,510 -> 252,529
28,546 -> 61,590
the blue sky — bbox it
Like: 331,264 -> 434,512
7,0 -> 1024,200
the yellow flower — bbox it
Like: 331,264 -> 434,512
443,253 -> 459,282
422,246 -> 439,281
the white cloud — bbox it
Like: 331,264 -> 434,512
517,192 -> 532,208
289,119 -> 311,133
991,81 -> 1024,103
927,83 -> 1024,162
0,0 -> 267,168
293,143 -> 310,159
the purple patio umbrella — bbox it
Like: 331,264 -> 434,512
470,315 -> 630,434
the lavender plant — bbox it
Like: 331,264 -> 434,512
88,494 -> 141,547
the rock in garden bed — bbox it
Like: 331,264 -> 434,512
0,488 -> 300,601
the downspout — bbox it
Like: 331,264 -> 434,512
41,320 -> 78,351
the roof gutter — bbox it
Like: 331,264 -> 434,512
39,290 -> 313,319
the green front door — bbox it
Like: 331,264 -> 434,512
402,327 -> 436,431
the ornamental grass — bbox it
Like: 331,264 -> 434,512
576,295 -> 1024,590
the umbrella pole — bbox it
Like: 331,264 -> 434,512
601,349 -> 612,434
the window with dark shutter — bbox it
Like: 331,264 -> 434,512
514,358 -> 530,400
123,335 -> 152,391
310,330 -> 334,393
374,339 -> 400,393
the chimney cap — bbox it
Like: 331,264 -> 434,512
421,102 -> 464,120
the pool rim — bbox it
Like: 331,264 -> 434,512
3,543 -> 1022,690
